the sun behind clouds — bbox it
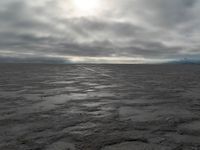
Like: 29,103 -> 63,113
72,0 -> 101,16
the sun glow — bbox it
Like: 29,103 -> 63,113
73,0 -> 101,16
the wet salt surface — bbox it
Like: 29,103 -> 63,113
178,121 -> 200,135
101,141 -> 171,150
0,64 -> 200,150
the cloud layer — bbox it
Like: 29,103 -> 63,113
0,0 -> 200,63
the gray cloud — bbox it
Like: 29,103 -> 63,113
0,0 -> 200,63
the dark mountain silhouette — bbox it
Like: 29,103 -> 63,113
168,58 -> 200,64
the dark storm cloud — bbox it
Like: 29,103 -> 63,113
0,55 -> 69,64
0,0 -> 200,63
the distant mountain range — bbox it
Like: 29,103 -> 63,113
168,59 -> 200,64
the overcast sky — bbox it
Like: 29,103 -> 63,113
0,0 -> 200,63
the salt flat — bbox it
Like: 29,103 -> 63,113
0,64 -> 200,150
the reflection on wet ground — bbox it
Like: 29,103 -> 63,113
0,64 -> 200,150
